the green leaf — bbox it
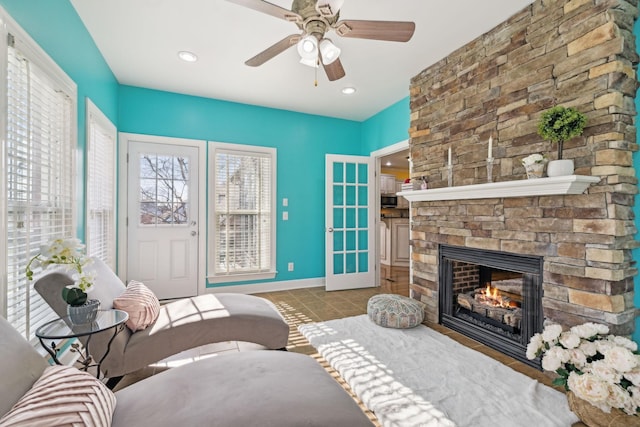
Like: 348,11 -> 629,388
537,106 -> 587,159
61,287 -> 88,306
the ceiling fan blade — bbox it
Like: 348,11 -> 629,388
323,57 -> 346,81
245,34 -> 301,67
334,20 -> 415,42
227,0 -> 303,24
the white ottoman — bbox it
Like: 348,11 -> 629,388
367,294 -> 425,328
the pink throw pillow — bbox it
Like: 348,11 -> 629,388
113,281 -> 160,331
0,365 -> 115,427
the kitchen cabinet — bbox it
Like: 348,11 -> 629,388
380,174 -> 396,194
391,218 -> 410,266
380,218 -> 409,267
396,182 -> 409,209
380,221 -> 390,265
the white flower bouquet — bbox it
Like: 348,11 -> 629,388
25,238 -> 94,306
521,153 -> 546,166
527,322 -> 640,416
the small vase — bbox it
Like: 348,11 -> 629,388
67,299 -> 100,325
524,162 -> 545,179
547,159 -> 574,177
567,391 -> 640,427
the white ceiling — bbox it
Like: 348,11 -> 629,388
70,0 -> 533,121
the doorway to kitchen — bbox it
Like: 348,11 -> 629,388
371,140 -> 410,289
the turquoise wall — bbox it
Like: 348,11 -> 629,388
119,86 -> 367,286
361,97 -> 411,153
633,18 -> 640,343
0,0 -> 120,238
0,0 -> 408,287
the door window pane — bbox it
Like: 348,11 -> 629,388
139,153 -> 189,225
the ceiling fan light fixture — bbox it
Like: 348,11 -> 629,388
299,57 -> 319,68
297,35 -> 318,58
319,39 -> 341,65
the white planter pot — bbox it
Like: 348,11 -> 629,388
67,299 -> 100,325
524,162 -> 546,179
546,159 -> 574,177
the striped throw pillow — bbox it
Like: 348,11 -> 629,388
113,281 -> 160,331
0,365 -> 115,427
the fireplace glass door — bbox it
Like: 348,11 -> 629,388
439,245 -> 543,367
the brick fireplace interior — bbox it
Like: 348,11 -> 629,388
407,0 -> 638,355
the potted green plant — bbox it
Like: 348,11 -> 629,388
537,106 -> 587,177
26,238 -> 99,324
521,153 -> 547,179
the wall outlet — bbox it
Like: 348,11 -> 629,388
282,211 -> 288,221
283,198 -> 288,206
288,262 -> 294,271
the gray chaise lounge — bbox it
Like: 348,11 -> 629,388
33,258 -> 290,379
0,315 -> 374,426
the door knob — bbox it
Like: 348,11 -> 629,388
327,227 -> 334,232
191,231 -> 197,236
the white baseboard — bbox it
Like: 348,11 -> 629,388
203,277 -> 325,295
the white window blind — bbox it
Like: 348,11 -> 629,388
86,100 -> 116,269
3,26 -> 77,341
208,143 -> 276,283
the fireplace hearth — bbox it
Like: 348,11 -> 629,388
439,245 -> 543,368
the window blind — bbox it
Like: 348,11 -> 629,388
86,101 -> 116,269
209,145 -> 276,281
4,37 -> 76,341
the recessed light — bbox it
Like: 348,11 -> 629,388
178,51 -> 198,62
342,87 -> 356,95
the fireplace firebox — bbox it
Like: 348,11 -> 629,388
439,245 -> 543,368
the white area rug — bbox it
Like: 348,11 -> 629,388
299,315 -> 579,427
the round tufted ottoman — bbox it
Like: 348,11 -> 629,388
367,294 -> 424,329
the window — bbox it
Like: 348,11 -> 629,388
1,13 -> 77,341
208,142 -> 276,283
85,99 -> 116,269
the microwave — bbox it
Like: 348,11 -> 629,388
381,195 -> 398,208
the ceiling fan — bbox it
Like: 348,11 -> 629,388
227,0 -> 415,81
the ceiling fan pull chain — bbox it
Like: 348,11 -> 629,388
314,57 -> 319,87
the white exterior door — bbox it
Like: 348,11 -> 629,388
126,139 -> 200,299
325,154 -> 376,291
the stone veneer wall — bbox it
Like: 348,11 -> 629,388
408,0 -> 639,335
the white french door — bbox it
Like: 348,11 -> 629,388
125,138 -> 201,300
325,154 -> 376,291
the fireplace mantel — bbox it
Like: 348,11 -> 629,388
397,175 -> 600,202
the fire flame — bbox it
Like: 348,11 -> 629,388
485,285 -> 498,299
482,284 -> 516,308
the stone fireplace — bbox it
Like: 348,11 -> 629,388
406,0 -> 638,356
439,244 -> 543,367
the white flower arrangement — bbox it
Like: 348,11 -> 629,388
521,153 -> 546,166
527,322 -> 640,416
25,238 -> 94,306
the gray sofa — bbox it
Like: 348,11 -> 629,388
33,258 -> 290,379
0,315 -> 374,426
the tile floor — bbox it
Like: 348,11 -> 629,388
115,266 -> 569,426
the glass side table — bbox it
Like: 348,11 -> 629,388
36,309 -> 129,378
